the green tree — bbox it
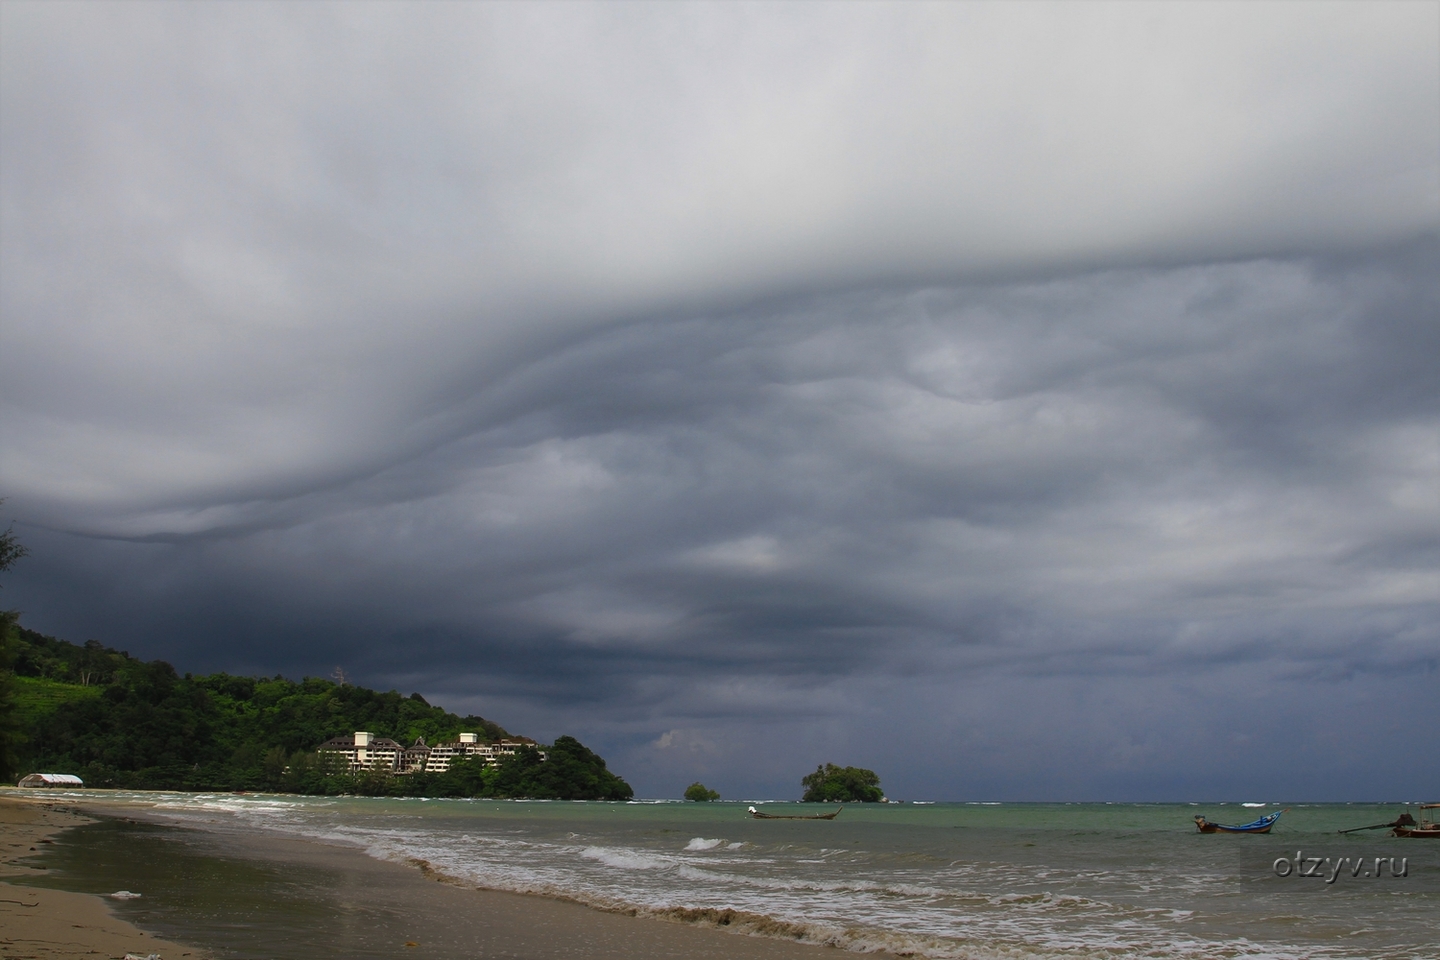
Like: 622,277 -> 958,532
800,763 -> 883,803
0,609 -> 20,782
0,511 -> 25,578
5,621 -> 634,799
0,507 -> 29,781
489,736 -> 633,800
684,781 -> 720,801
10,626 -> 514,792
262,745 -> 290,785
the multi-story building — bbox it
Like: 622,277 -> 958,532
401,736 -> 432,773
420,733 -> 541,773
315,731 -> 405,772
318,730 -> 541,774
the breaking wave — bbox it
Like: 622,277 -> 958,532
93,791 -> 1432,960
683,837 -> 726,851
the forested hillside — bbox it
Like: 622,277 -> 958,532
1,626 -> 631,800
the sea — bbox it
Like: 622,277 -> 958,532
14,791 -> 1439,959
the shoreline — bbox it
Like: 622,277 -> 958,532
0,794 -> 207,960
1,790 -> 853,960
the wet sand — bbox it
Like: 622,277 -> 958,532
2,793 -> 851,960
0,796 -> 205,960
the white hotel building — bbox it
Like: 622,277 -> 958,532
317,731 -> 541,774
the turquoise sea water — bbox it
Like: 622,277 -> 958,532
17,792 -> 1440,959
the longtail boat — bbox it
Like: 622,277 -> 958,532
1339,804 -> 1440,838
1193,808 -> 1287,833
748,805 -> 842,820
1393,804 -> 1440,838
1339,812 -> 1416,835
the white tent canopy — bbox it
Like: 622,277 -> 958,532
17,773 -> 83,787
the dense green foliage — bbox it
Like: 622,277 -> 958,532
10,675 -> 102,730
684,781 -> 720,801
0,611 -> 20,782
0,511 -> 29,781
487,736 -> 632,800
801,763 -> 883,802
3,625 -> 631,800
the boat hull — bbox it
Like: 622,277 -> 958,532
1390,803 -> 1440,837
1196,822 -> 1275,834
749,807 -> 843,820
1194,810 -> 1286,834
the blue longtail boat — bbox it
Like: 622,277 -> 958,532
1193,808 -> 1287,833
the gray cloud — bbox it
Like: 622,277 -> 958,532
2,3 -> 1437,798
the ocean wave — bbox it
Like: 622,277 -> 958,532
683,837 -> 726,851
398,855 -> 1351,960
95,793 -> 1421,960
578,844 -> 673,871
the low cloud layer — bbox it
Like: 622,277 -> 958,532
2,3 -> 1437,799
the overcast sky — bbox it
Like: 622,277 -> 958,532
2,1 -> 1437,800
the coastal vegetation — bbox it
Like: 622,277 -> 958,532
684,781 -> 720,801
1,624 -> 632,800
0,510 -> 30,781
801,763 -> 883,802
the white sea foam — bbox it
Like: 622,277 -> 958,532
86,792 -> 1429,960
578,845 -> 672,871
683,837 -> 725,851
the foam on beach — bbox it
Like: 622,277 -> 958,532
42,791 -> 1440,960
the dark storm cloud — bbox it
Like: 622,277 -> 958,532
2,3 -> 1437,797
11,247 -> 1437,797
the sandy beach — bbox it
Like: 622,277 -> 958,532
1,796 -> 205,960
1,792 -> 846,960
